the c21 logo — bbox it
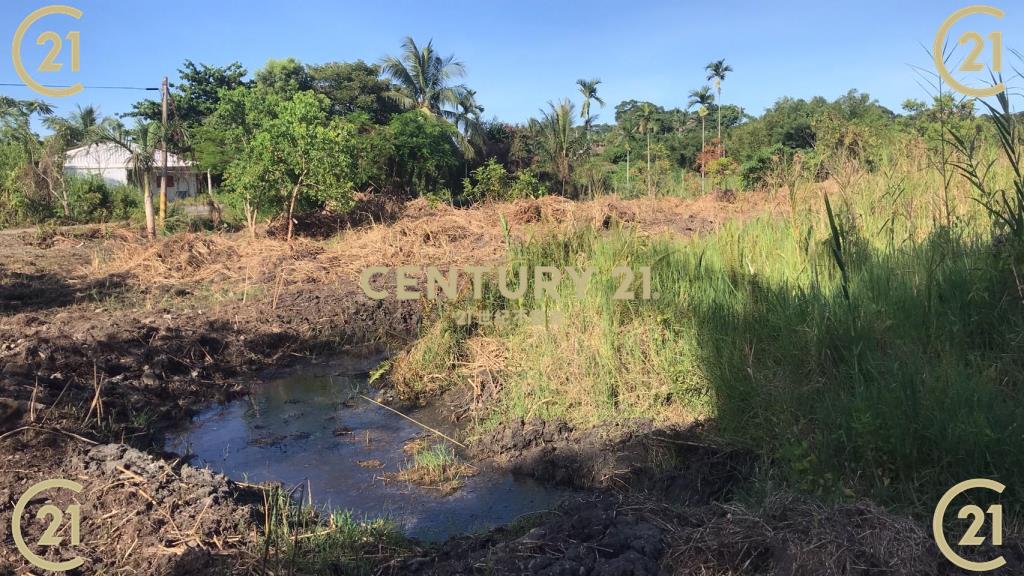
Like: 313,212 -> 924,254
11,478 -> 85,571
11,5 -> 84,97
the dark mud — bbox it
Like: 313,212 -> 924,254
472,419 -> 753,503
0,436 -> 258,574
400,494 -> 670,575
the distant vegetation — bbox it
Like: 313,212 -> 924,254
2,37 -> 1008,238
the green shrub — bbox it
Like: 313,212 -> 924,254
706,157 -> 739,190
463,159 -> 548,202
462,159 -> 508,201
509,168 -> 547,199
107,185 -> 143,221
739,145 -> 786,191
65,176 -> 108,222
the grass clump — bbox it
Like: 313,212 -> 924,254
389,314 -> 471,402
391,441 -> 476,495
255,484 -> 408,575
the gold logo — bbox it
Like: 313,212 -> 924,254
933,5 -> 1005,98
11,5 -> 84,97
932,478 -> 1006,572
11,478 -> 85,571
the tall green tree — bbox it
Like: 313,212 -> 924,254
370,110 -> 461,197
453,89 -> 485,162
226,92 -> 357,240
128,61 -> 248,132
577,79 -> 604,197
705,59 -> 733,155
254,58 -> 313,97
688,86 -> 715,148
308,60 -> 400,123
0,98 -> 59,221
43,105 -> 115,148
380,37 -> 469,120
0,97 -> 52,142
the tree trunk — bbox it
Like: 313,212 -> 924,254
701,119 -> 706,194
717,86 -> 724,158
159,76 -> 169,231
243,197 -> 256,239
646,131 -> 652,196
143,171 -> 155,239
286,179 -> 303,242
626,147 -> 630,194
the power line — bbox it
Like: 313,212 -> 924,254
0,82 -> 159,91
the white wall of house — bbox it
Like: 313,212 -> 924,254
152,170 -> 199,200
65,165 -> 130,186
63,143 -> 200,200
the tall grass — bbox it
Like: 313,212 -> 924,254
394,141 -> 1024,512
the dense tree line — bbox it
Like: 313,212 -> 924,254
0,37 -> 996,236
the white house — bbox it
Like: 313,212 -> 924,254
64,143 -> 200,200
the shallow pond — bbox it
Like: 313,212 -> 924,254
167,359 -> 571,541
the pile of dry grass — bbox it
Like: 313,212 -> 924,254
667,494 -> 938,575
91,192 -> 776,295
99,233 -> 332,287
331,198 -> 508,277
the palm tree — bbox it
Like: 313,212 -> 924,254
534,99 -> 579,196
633,103 -> 658,195
705,59 -> 732,156
688,86 -> 715,193
576,78 -> 605,126
380,36 -> 469,120
453,89 -> 485,162
97,121 -> 161,238
0,98 -> 66,215
43,105 -> 113,148
0,97 -> 52,151
576,79 -> 604,197
610,125 -> 632,195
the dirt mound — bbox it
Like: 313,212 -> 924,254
399,494 -> 667,576
473,420 -> 753,504
505,199 -> 543,224
103,233 -> 322,286
0,437 -> 256,574
266,193 -> 406,239
667,494 -> 960,575
397,490 -> 996,576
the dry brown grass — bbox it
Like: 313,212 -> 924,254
90,193 -> 776,292
666,493 -> 937,575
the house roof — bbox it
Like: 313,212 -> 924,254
64,142 -> 193,170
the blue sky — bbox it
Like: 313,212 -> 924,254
2,0 -> 1019,128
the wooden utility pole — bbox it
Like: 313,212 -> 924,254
159,76 -> 168,229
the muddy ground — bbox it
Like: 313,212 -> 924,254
0,194 -> 1006,574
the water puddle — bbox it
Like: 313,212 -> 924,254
167,359 -> 571,541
